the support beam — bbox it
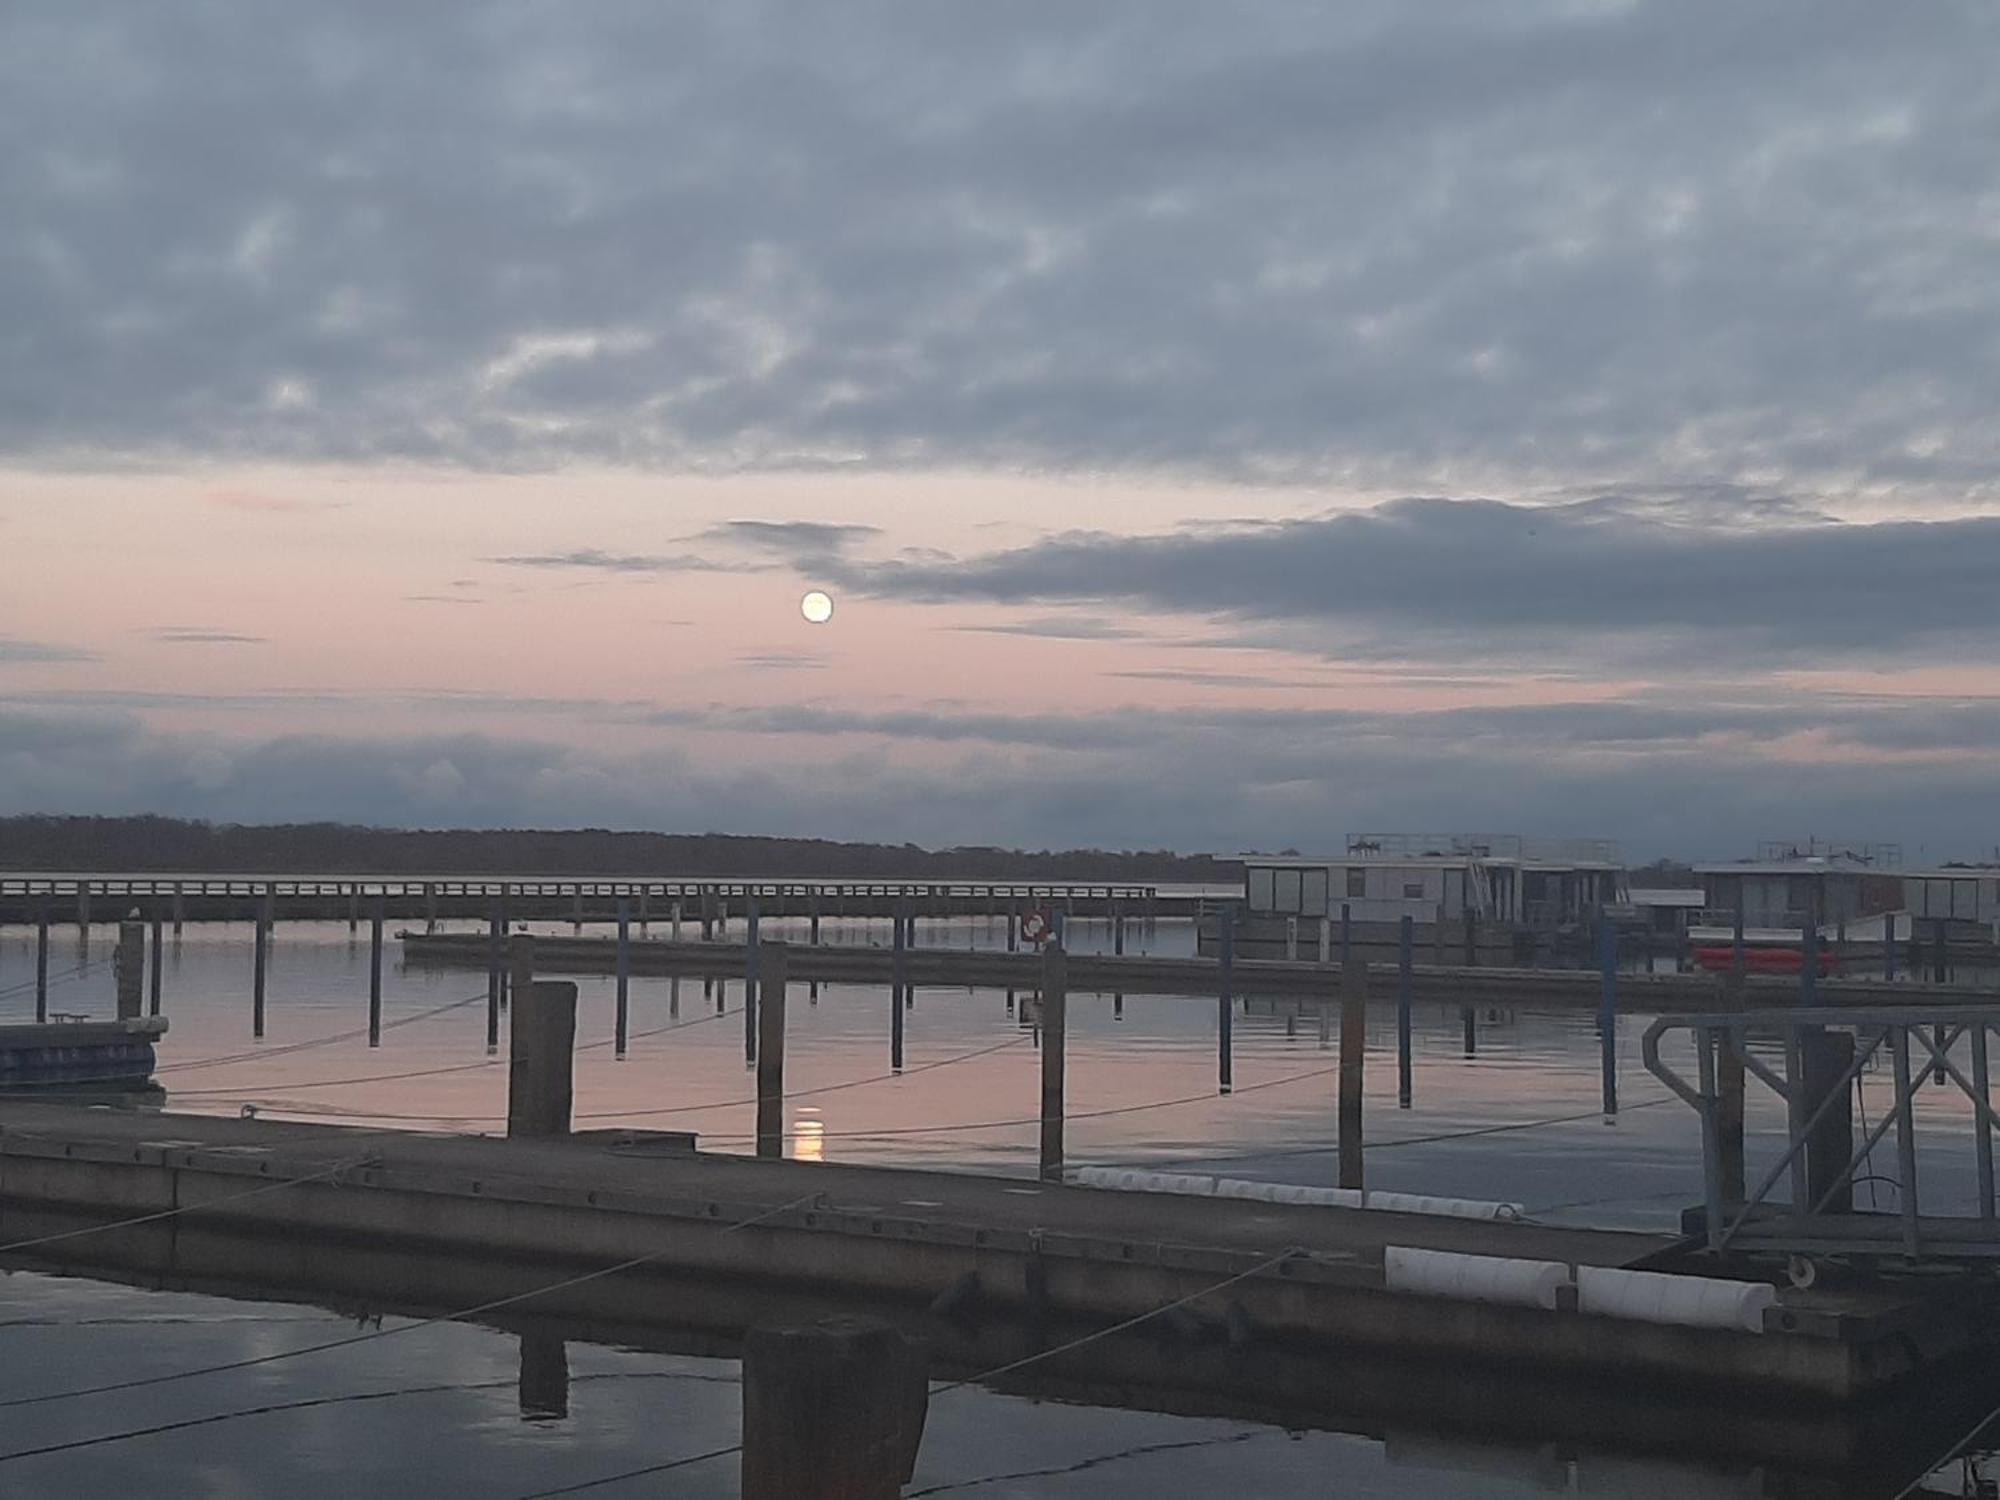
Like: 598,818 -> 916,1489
757,944 -> 789,1159
507,978 -> 577,1139
1339,954 -> 1367,1190
1039,942 -> 1067,1182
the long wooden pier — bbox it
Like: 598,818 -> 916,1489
1,1098 -> 1987,1411
400,930 -> 2000,1008
0,871 -> 1201,927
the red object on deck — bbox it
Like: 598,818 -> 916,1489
1692,945 -> 1840,976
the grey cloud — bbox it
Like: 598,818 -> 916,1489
697,521 -> 881,558
485,548 -> 738,573
734,652 -> 829,671
0,638 -> 97,664
149,628 -> 268,644
3,3 -> 1997,501
837,495 -> 2000,662
949,616 -> 1148,641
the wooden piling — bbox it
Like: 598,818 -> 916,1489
1884,911 -> 1897,981
1339,955 -> 1367,1191
34,898 -> 48,1024
1218,905 -> 1235,1096
369,900 -> 385,1046
1599,913 -> 1618,1115
1802,1029 -> 1856,1214
507,979 -> 577,1139
424,882 -> 438,935
148,914 -> 164,1017
745,897 -> 761,1065
518,1331 -> 570,1421
171,882 -> 185,937
615,897 -> 631,1058
757,944 -> 789,1159
115,919 -> 145,1022
890,905 -> 907,1072
1341,902 -> 1353,967
77,882 -> 92,935
486,905 -> 503,1051
740,1317 -> 928,1500
253,892 -> 270,1039
1040,942 -> 1067,1182
1719,959 -> 1747,1206
1397,914 -> 1414,1108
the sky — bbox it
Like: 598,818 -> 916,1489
3,1 -> 1999,860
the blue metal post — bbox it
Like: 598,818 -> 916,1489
1218,904 -> 1235,1095
615,897 -> 631,1057
1397,914 -> 1414,1108
1598,909 -> 1618,1114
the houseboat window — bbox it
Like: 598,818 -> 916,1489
1248,867 -> 1275,911
1301,867 -> 1329,915
1346,867 -> 1367,898
1403,881 -> 1425,898
1274,868 -> 1302,912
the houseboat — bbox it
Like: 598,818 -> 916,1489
1208,833 -> 1624,963
1688,841 -> 1904,973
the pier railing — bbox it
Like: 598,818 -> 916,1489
1643,1005 -> 2000,1267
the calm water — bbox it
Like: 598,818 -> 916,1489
1,917 -> 1995,1495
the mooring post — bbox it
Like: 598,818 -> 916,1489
347,883 -> 359,934
701,888 -> 715,941
744,896 -> 761,1065
1113,898 -> 1125,956
1339,951 -> 1367,1190
148,912 -> 164,1016
615,896 -> 631,1058
740,1317 -> 929,1500
1934,916 -> 1949,984
1218,904 -> 1235,1095
757,943 -> 789,1159
507,978 -> 577,1139
369,898 -> 385,1046
1461,1007 -> 1477,1056
171,881 -> 185,937
424,882 -> 438,935
1801,917 -> 1819,1006
485,903 -> 503,1051
115,918 -> 145,1022
1040,941 -> 1068,1181
571,884 -> 584,933
1006,900 -> 1018,953
1884,910 -> 1897,980
35,897 -> 49,1023
1719,929 -> 1747,1205
1341,902 -> 1353,967
1598,910 -> 1618,1115
253,890 -> 270,1039
809,888 -> 821,945
1397,914 -> 1414,1108
638,884 -> 650,932
890,903 -> 907,1072
670,973 -> 681,1018
1802,1027 -> 1856,1214
518,1331 -> 570,1422
77,881 -> 92,936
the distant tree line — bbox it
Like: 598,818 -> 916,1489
0,815 -> 1238,882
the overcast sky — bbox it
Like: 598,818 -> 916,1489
3,1 -> 1998,860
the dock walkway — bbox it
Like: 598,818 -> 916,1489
2,1100 -> 1988,1406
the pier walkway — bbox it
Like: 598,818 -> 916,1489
2,1099 -> 1989,1408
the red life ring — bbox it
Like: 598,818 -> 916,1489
1020,908 -> 1051,944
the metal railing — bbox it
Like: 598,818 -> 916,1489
1643,1006 -> 2000,1264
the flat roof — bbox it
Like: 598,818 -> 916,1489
1239,853 -> 1622,871
1692,860 -> 1889,876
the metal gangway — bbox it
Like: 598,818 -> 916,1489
1644,1005 -> 2000,1272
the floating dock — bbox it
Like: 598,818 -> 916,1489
402,931 -> 1994,1009
1,1099 -> 1991,1409
0,1017 -> 166,1088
